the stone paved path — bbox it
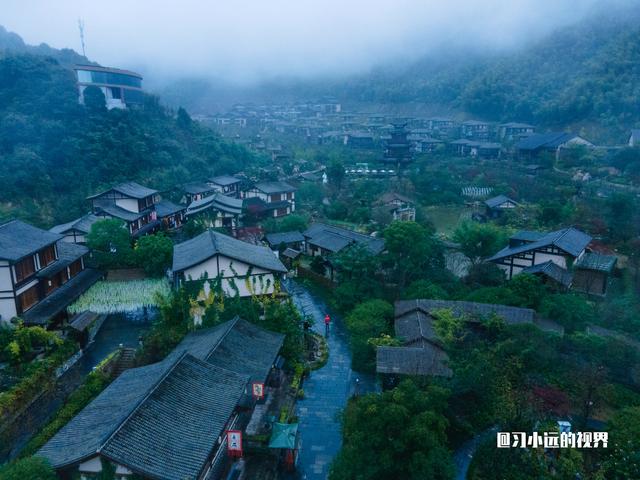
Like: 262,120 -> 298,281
286,281 -> 377,480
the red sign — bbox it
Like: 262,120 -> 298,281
227,430 -> 243,457
252,382 -> 265,399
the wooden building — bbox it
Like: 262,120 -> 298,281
38,317 -> 284,480
172,230 -> 287,297
0,220 -> 102,327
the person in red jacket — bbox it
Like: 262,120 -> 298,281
324,314 -> 331,336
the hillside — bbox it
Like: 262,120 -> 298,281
0,37 -> 258,227
158,4 -> 640,143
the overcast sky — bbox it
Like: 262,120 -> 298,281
2,0 -> 609,85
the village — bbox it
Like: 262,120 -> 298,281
2,6 -> 640,479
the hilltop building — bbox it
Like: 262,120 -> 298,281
74,65 -> 143,110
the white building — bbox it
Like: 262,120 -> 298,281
172,230 -> 287,297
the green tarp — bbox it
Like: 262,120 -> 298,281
268,422 -> 298,449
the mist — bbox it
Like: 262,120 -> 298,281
1,0 -> 613,86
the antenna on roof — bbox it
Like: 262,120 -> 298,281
78,18 -> 86,58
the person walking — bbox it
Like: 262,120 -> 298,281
324,313 -> 331,336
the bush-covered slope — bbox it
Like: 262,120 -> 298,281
0,53 -> 256,227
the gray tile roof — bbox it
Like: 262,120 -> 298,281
37,242 -> 88,279
488,227 -> 592,262
172,230 -> 287,273
209,175 -> 241,186
50,214 -> 101,235
516,132 -> 580,151
182,181 -> 215,195
39,317 -> 283,478
187,193 -> 243,216
167,317 -> 285,382
574,253 -> 617,273
264,231 -> 305,247
303,223 -> 384,255
253,181 -> 296,194
88,182 -> 158,200
395,299 -> 536,325
39,355 -> 247,479
485,195 -> 518,209
376,345 -> 452,377
0,220 -> 62,262
23,268 -> 103,325
521,261 -> 573,287
101,356 -> 246,480
154,199 -> 185,218
394,309 -> 439,346
93,199 -> 146,222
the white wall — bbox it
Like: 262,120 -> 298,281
182,254 -> 279,296
115,198 -> 140,213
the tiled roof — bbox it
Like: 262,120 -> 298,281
37,242 -> 88,279
39,355 -> 246,479
182,182 -> 215,195
187,193 -> 243,216
172,230 -> 287,273
23,268 -> 102,325
485,195 -> 518,209
264,231 -> 305,247
394,309 -> 439,346
516,132 -> 579,151
155,199 -> 185,218
88,182 -> 157,200
395,299 -> 536,325
522,261 -> 573,287
376,345 -> 452,377
208,175 -> 241,186
0,220 -> 62,262
253,181 -> 296,194
488,227 -> 592,261
167,317 -> 285,382
39,317 -> 283,478
574,253 -> 618,273
303,223 -> 384,255
50,213 -> 101,235
93,199 -> 146,222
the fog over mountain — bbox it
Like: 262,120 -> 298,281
1,0 -> 615,86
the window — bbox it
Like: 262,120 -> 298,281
18,285 -> 40,313
271,193 -> 282,203
38,245 -> 57,268
110,87 -> 122,100
14,256 -> 36,283
69,259 -> 83,278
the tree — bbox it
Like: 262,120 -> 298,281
82,85 -> 106,113
263,214 -> 309,233
344,300 -> 393,372
540,293 -> 595,332
327,159 -> 345,191
383,221 -> 444,291
176,106 -> 192,129
330,380 -> 454,480
0,457 -> 57,480
135,233 -> 174,277
402,279 -> 448,300
453,221 -> 507,264
86,219 -> 134,269
599,406 -> 640,479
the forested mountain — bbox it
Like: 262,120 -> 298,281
159,3 -> 640,142
329,3 -> 640,141
0,46 -> 257,227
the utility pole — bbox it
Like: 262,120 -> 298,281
78,18 -> 86,58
